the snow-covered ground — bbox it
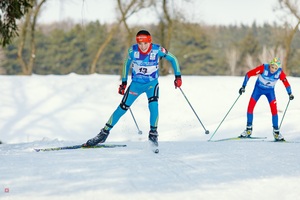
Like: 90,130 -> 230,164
1,74 -> 300,200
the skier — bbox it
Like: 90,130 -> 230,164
83,30 -> 182,147
238,57 -> 294,141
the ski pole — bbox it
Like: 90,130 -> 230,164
279,99 -> 291,129
179,87 -> 209,134
208,94 -> 241,141
129,107 -> 142,134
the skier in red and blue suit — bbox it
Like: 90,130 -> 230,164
83,30 -> 182,147
239,57 -> 294,141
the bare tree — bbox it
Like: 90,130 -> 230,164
225,48 -> 239,75
282,21 -> 300,74
90,0 -> 149,74
117,0 -> 150,46
90,23 -> 120,74
160,0 -> 173,49
17,0 -> 47,75
154,0 -> 174,75
152,0 -> 194,75
245,54 -> 256,71
90,0 -> 192,75
258,45 -> 285,64
0,47 -> 7,74
277,0 -> 300,74
259,46 -> 272,63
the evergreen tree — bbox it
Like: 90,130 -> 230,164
0,0 -> 32,46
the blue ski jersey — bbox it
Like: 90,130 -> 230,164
122,43 -> 181,84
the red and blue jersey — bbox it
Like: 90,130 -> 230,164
242,64 -> 292,94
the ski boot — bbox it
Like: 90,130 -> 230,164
83,129 -> 110,147
273,129 -> 285,141
239,126 -> 252,138
148,130 -> 158,147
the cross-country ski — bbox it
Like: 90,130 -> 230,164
34,144 -> 127,152
209,136 -> 267,142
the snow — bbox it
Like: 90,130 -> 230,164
1,74 -> 300,200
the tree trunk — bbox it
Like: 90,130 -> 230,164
90,0 -> 143,74
18,6 -> 32,75
283,21 -> 300,75
279,0 -> 300,75
17,0 -> 46,75
159,0 -> 173,76
90,25 -> 119,74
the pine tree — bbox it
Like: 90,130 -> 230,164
0,0 -> 32,46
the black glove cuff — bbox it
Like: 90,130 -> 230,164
175,75 -> 181,79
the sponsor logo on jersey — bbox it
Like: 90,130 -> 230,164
134,51 -> 140,58
129,91 -> 138,96
150,53 -> 156,60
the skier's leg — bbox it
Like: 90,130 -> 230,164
104,83 -> 140,131
246,88 -> 261,127
146,81 -> 159,145
266,91 -> 283,140
266,91 -> 278,129
83,83 -> 140,146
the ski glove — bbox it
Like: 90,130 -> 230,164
174,75 -> 182,88
289,94 -> 294,100
118,81 -> 127,95
239,86 -> 245,95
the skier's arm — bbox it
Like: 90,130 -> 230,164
121,47 -> 133,83
242,64 -> 264,87
158,47 -> 181,76
118,48 -> 133,95
158,47 -> 182,88
239,65 -> 264,95
279,71 -> 293,96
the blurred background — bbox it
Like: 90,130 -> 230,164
1,0 -> 300,76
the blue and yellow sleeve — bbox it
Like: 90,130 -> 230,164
121,47 -> 133,82
158,47 -> 181,76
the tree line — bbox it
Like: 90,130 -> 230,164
1,20 -> 300,76
1,0 -> 300,76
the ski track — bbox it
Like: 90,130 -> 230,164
1,75 -> 300,200
1,140 -> 300,200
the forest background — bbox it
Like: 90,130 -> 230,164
1,0 -> 300,77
